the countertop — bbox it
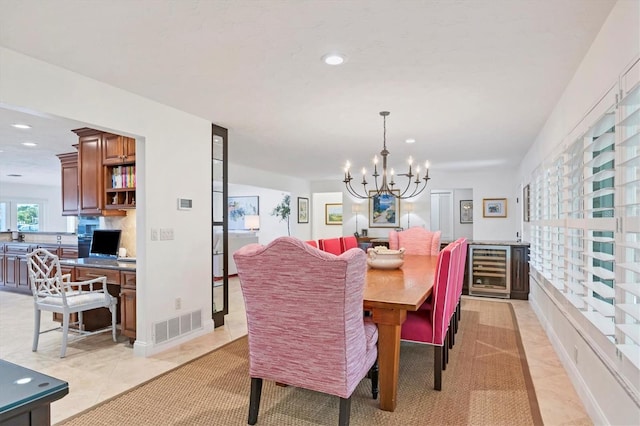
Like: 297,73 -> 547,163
59,258 -> 136,271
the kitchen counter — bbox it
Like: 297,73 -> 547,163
59,258 -> 136,271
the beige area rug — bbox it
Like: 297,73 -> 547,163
59,299 -> 542,425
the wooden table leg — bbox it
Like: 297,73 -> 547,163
371,308 -> 406,412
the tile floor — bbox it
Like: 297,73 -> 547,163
0,280 -> 591,425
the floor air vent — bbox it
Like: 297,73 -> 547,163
154,310 -> 202,344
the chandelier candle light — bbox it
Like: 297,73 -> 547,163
343,111 -> 431,200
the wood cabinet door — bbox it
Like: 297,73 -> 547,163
510,246 -> 530,300
103,134 -> 135,165
4,254 -> 18,287
78,133 -> 103,214
18,257 -> 30,289
0,255 -> 5,286
120,288 -> 136,341
102,133 -> 124,165
120,271 -> 136,341
58,153 -> 79,216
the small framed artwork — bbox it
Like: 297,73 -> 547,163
483,198 -> 507,218
523,185 -> 531,222
297,197 -> 309,223
460,200 -> 473,223
325,203 -> 343,225
228,196 -> 259,229
369,190 -> 401,228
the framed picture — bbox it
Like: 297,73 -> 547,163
228,196 -> 259,230
297,197 -> 309,223
483,198 -> 507,218
325,203 -> 343,225
460,200 -> 473,223
369,191 -> 400,227
523,184 -> 531,222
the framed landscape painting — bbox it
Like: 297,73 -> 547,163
228,196 -> 259,229
483,198 -> 507,218
369,190 -> 400,228
325,203 -> 343,225
298,197 -> 309,223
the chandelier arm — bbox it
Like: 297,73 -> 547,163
345,180 -> 369,199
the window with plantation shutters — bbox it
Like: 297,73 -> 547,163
528,58 -> 640,372
615,59 -> 640,367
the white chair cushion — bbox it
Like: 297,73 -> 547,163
40,292 -> 109,307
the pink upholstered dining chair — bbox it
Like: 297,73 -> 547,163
340,235 -> 358,252
233,237 -> 379,425
318,237 -> 343,255
400,242 -> 457,390
388,229 -> 400,250
396,227 -> 442,255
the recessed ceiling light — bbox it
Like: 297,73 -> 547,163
322,53 -> 346,65
22,142 -> 37,147
12,123 -> 31,129
405,138 -> 416,144
7,174 -> 22,177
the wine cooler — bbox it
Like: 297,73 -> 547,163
468,245 -> 511,298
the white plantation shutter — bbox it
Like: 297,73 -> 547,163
615,59 -> 640,367
528,59 -> 640,373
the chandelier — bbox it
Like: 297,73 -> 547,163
343,111 -> 431,200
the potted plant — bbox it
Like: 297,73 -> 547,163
271,194 -> 291,236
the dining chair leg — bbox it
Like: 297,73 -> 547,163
32,308 -> 41,352
370,359 -> 379,399
111,303 -> 117,342
248,377 -> 262,425
338,396 -> 352,426
450,319 -> 455,347
61,312 -> 70,358
444,333 -> 449,370
434,346 -> 443,391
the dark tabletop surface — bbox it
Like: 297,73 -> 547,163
0,359 -> 69,417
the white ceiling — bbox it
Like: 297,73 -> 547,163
0,0 -> 617,186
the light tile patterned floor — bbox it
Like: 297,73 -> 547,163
0,281 -> 590,425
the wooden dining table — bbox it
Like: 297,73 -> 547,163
363,254 -> 438,412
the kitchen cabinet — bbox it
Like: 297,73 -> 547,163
57,152 -> 79,216
102,134 -> 135,165
4,244 -> 32,290
72,128 -> 126,216
510,245 -> 530,300
120,270 -> 136,343
0,252 -> 4,286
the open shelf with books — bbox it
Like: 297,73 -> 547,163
105,164 -> 136,209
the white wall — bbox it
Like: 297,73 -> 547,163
229,183 -> 295,245
229,164 -> 311,241
311,192 -> 343,240
516,1 -> 640,423
314,166 -> 518,242
0,181 -> 67,231
1,47 -> 214,356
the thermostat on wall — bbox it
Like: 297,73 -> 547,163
177,198 -> 193,210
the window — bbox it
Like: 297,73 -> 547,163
17,203 -> 40,232
0,200 -> 43,232
529,59 -> 640,372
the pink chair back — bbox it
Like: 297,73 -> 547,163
305,240 -> 318,248
318,237 -> 343,255
396,227 -> 442,255
388,230 -> 399,250
401,242 -> 457,346
233,237 -> 378,398
339,236 -> 358,252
